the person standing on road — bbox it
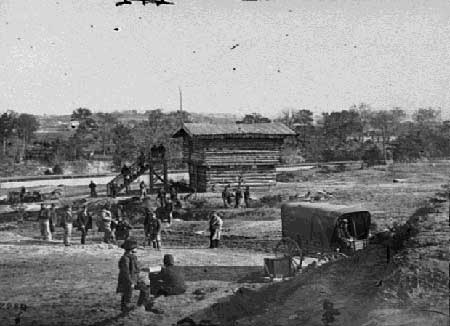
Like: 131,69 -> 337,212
148,212 -> 162,250
77,205 -> 90,245
101,207 -> 113,244
139,181 -> 147,200
235,186 -> 242,208
117,238 -> 140,313
226,184 -> 233,207
20,187 -> 26,202
222,185 -> 230,208
61,205 -> 74,246
165,197 -> 173,225
49,203 -> 57,234
89,181 -> 97,198
208,212 -> 223,249
38,203 -> 52,241
111,181 -> 118,198
157,188 -> 166,207
244,186 -> 251,208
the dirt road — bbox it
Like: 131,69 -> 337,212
0,228 -> 284,326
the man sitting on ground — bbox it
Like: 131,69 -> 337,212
150,254 -> 186,299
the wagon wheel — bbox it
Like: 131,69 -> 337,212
274,237 -> 303,271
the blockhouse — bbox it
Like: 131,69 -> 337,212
172,122 -> 295,192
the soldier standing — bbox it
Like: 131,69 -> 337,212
244,186 -> 251,208
38,203 -> 51,240
165,197 -> 173,225
148,212 -> 162,250
208,212 -> 223,249
222,185 -> 230,208
235,186 -> 242,208
110,181 -> 118,198
157,188 -> 166,207
117,238 -> 140,313
77,205 -> 90,245
20,187 -> 26,202
89,180 -> 97,197
101,207 -> 113,243
61,205 -> 73,246
139,181 -> 147,200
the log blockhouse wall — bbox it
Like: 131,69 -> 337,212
173,123 -> 295,192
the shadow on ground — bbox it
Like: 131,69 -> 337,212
179,266 -> 266,283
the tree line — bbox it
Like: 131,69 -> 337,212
1,105 -> 448,171
0,111 -> 40,161
275,105 -> 449,164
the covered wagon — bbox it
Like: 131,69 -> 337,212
280,202 -> 371,255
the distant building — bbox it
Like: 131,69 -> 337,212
172,122 -> 295,192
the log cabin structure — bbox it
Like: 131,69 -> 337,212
172,122 -> 295,192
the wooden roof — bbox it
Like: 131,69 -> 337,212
172,122 -> 295,138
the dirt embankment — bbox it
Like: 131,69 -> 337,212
186,192 -> 450,326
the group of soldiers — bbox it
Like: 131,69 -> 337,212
37,203 -> 82,246
34,184 -> 227,314
221,184 -> 251,208
36,202 -> 132,246
117,210 -> 223,313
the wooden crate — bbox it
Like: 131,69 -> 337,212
264,257 -> 293,278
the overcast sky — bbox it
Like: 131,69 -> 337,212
0,0 -> 449,118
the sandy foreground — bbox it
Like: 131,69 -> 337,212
0,228 -> 292,326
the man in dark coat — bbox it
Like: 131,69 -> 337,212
226,184 -> 233,206
222,185 -> 230,208
244,186 -> 251,208
38,203 -> 51,240
165,198 -> 173,225
147,212 -> 162,250
77,205 -> 90,245
157,188 -> 166,208
139,181 -> 147,200
117,238 -> 140,312
150,254 -> 186,298
122,165 -> 131,194
89,181 -> 97,197
20,187 -> 26,202
110,181 -> 118,198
